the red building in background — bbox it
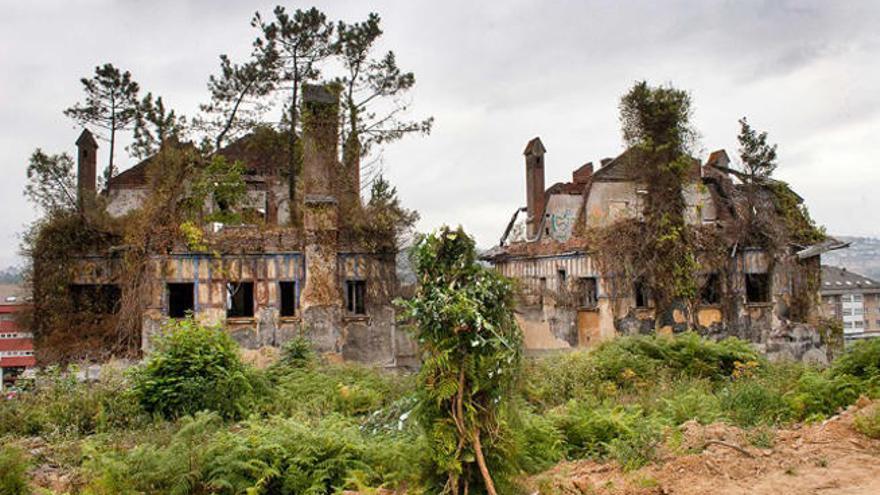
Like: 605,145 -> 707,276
0,286 -> 34,391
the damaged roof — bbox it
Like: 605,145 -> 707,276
108,132 -> 289,189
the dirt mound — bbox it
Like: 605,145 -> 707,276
528,397 -> 880,495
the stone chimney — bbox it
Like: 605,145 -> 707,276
523,137 -> 546,239
573,162 -> 593,185
75,129 -> 98,210
302,84 -> 340,199
300,84 -> 341,315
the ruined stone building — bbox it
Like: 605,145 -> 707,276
484,137 -> 847,361
60,85 -> 415,366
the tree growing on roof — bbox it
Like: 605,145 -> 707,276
129,93 -> 187,160
737,116 -> 778,184
252,6 -> 335,210
335,12 -> 433,188
64,63 -> 141,187
198,54 -> 276,150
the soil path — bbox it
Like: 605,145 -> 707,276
528,399 -> 880,495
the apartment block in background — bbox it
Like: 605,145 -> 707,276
820,266 -> 880,341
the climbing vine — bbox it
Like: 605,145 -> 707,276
398,226 -> 522,495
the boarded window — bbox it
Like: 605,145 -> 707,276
579,277 -> 598,309
634,279 -> 651,308
700,273 -> 721,305
167,283 -> 194,318
745,273 -> 771,303
226,282 -> 254,318
69,284 -> 121,314
279,281 -> 298,317
346,280 -> 366,315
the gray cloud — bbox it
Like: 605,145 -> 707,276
1,0 -> 879,267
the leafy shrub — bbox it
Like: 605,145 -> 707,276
550,402 -> 646,459
832,338 -> 880,381
785,371 -> 861,420
513,406 -> 565,473
83,412 -> 422,495
131,319 -> 257,419
606,419 -> 662,471
0,446 -> 30,495
279,335 -> 317,368
719,379 -> 790,427
656,380 -> 722,425
0,365 -> 146,438
854,406 -> 880,439
525,333 -> 761,410
265,363 -> 411,418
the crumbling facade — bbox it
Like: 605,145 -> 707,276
63,86 -> 416,366
484,138 -> 846,362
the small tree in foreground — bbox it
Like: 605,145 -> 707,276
398,226 -> 522,495
132,319 -> 255,419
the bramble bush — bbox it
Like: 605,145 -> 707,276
131,318 -> 261,419
0,445 -> 30,495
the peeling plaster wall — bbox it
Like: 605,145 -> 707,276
493,248 -> 828,361
107,189 -> 149,217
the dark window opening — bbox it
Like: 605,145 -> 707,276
167,283 -> 195,318
634,279 -> 651,308
279,281 -> 298,317
579,277 -> 598,309
226,282 -> 254,318
557,269 -> 567,292
346,280 -> 366,315
69,284 -> 121,314
700,273 -> 721,305
746,273 -> 771,304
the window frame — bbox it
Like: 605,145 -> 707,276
167,282 -> 195,318
226,281 -> 255,318
345,279 -> 367,316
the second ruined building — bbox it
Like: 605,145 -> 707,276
483,137 -> 847,362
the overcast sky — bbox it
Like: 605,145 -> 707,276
1,0 -> 879,267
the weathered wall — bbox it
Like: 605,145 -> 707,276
106,188 -> 149,218
584,182 -> 642,228
494,248 -> 828,362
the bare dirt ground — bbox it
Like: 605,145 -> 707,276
527,398 -> 880,495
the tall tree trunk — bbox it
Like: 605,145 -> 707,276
472,429 -> 497,495
288,82 -> 299,225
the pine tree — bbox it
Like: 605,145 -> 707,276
252,5 -> 335,216
64,63 -> 141,186
130,93 -> 187,160
737,117 -> 778,183
335,13 -> 433,188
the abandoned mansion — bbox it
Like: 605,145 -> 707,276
41,85 -> 416,366
483,137 -> 846,362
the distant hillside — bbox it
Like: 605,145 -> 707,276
0,265 -> 22,284
823,236 -> 880,280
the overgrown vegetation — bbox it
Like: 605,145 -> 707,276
5,323 -> 880,493
399,227 -> 523,494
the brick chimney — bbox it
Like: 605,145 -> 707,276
523,137 -> 546,239
75,129 -> 98,210
302,84 -> 340,199
573,162 -> 593,185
